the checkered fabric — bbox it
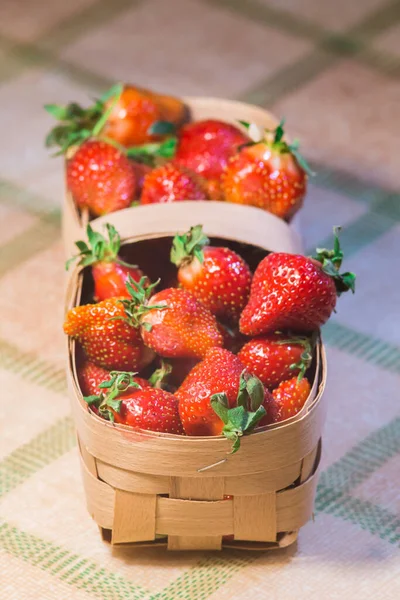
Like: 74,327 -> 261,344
1,0 -> 400,598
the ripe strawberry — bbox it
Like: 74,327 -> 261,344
66,223 -> 144,301
238,333 -> 314,388
176,348 -> 273,447
171,225 -> 252,322
77,361 -> 150,396
45,83 -> 186,152
63,296 -> 155,371
66,140 -> 137,216
268,377 -> 311,423
140,287 -> 223,359
103,85 -> 186,147
77,361 -> 111,396
140,163 -> 208,204
221,121 -> 312,220
240,228 -> 356,336
174,119 -> 250,180
84,371 -> 183,434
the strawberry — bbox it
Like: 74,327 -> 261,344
139,287 -> 223,359
66,140 -> 137,217
45,83 -> 186,152
238,333 -> 314,388
240,228 -> 356,336
171,225 -> 252,322
63,295 -> 155,371
140,163 -> 208,204
77,361 -> 111,396
221,120 -> 312,220
66,223 -> 145,301
84,371 -> 183,434
174,119 -> 250,180
77,361 -> 150,396
268,377 -> 311,423
176,348 -> 273,448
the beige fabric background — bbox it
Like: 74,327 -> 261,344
1,0 -> 400,598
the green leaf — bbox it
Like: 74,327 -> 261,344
290,146 -> 315,177
210,394 -> 230,424
142,321 -> 153,332
245,406 -> 267,430
274,119 -> 285,143
44,104 -> 69,120
83,395 -> 100,405
237,120 -> 251,129
148,120 -> 176,135
231,436 -> 241,454
170,225 -> 209,267
246,376 -> 265,411
99,82 -> 124,104
106,398 -> 122,413
226,405 -> 247,430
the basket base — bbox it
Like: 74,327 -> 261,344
99,528 -> 298,551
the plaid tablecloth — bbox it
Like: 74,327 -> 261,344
1,0 -> 400,598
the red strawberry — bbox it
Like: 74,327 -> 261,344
140,163 -> 208,204
66,139 -> 136,216
63,297 -> 155,371
66,223 -> 144,301
238,333 -> 314,388
103,85 -> 186,147
85,371 -> 183,434
171,225 -> 252,322
176,348 -> 273,446
45,83 -> 186,151
268,377 -> 311,423
174,119 -> 250,180
78,361 -> 150,396
139,287 -> 223,359
240,228 -> 356,336
77,361 -> 111,396
221,121 -> 312,220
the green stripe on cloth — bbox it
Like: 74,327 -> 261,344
0,522 -> 149,600
0,179 -> 61,218
323,322 -> 400,375
0,339 -> 66,393
42,0 -> 145,51
150,554 -> 257,600
240,49 -> 337,107
0,217 -> 60,277
310,163 -> 396,205
201,0 -> 325,41
0,417 -> 75,498
317,417 -> 400,503
316,492 -> 400,546
306,206 -> 396,257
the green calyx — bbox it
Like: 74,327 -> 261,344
44,83 -> 123,156
65,223 -> 137,271
126,137 -> 177,166
238,119 -> 314,177
312,226 -> 356,296
117,275 -> 168,329
84,370 -> 141,422
170,224 -> 209,268
149,360 -> 173,388
275,331 -> 318,381
210,371 -> 266,454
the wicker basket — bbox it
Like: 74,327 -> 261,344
65,202 -> 327,551
61,96 -> 306,257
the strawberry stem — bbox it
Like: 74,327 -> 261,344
210,371 -> 266,453
83,370 -> 141,421
170,224 -> 209,268
149,360 -> 173,388
312,226 -> 356,296
118,276 -> 168,328
65,223 -> 139,271
275,333 -> 317,381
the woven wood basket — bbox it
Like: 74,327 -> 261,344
65,202 -> 327,551
62,96 -> 305,257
